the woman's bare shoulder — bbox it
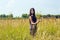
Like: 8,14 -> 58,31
29,16 -> 31,19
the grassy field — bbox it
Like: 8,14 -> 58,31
0,18 -> 60,40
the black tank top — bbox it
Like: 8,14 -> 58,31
31,16 -> 37,23
29,16 -> 37,27
29,16 -> 37,24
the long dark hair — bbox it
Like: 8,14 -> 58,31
29,8 -> 35,16
29,8 -> 37,23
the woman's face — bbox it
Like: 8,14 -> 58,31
31,9 -> 34,15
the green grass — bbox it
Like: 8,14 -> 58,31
0,18 -> 60,40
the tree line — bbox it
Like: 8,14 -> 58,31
22,14 -> 60,19
0,13 -> 60,19
0,14 -> 13,19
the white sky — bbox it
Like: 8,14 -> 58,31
0,0 -> 60,17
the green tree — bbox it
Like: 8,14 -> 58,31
7,14 -> 13,18
36,12 -> 42,19
22,14 -> 29,18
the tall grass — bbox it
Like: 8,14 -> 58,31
0,18 -> 60,40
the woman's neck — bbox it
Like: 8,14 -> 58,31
31,15 -> 33,16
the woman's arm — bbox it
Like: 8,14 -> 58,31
29,16 -> 40,25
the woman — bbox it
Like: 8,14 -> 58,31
29,8 -> 40,36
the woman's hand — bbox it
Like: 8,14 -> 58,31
36,20 -> 40,24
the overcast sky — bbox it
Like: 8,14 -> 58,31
0,0 -> 60,17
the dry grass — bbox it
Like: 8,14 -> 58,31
0,18 -> 60,40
